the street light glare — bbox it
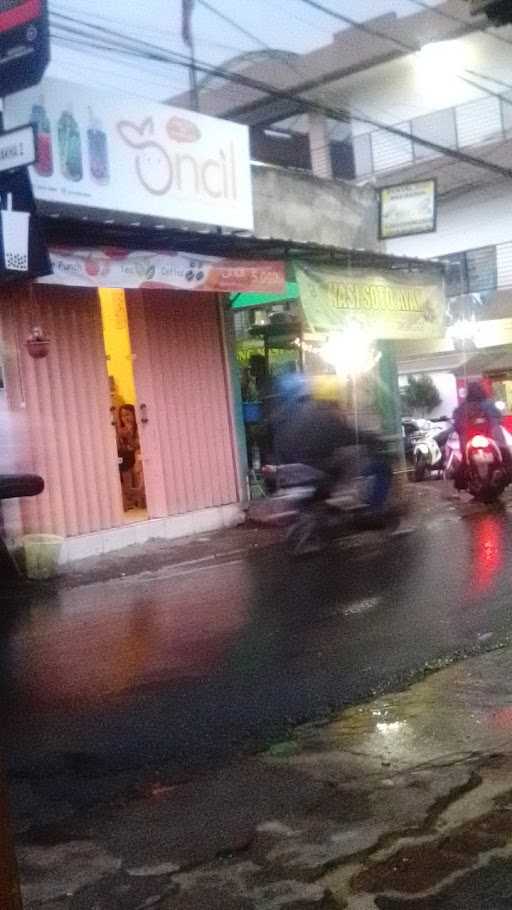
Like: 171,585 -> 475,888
417,39 -> 464,75
319,327 -> 380,378
415,39 -> 465,100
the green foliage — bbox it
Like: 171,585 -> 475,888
401,374 -> 442,417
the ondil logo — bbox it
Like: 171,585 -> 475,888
117,116 -> 238,201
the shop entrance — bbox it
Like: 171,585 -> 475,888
99,289 -> 148,522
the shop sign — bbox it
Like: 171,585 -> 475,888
0,124 -> 35,173
39,247 -> 285,294
0,166 -> 50,281
295,263 -> 445,340
4,77 -> 253,231
0,0 -> 49,97
379,179 -> 436,240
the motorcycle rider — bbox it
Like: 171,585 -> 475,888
452,382 -> 507,490
273,373 -> 392,509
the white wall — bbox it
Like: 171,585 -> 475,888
399,371 -> 458,419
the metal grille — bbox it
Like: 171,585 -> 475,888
441,246 -> 498,296
497,241 -> 512,288
501,90 -> 512,135
354,90 -> 512,177
352,132 -> 373,177
411,108 -> 457,161
455,96 -> 503,148
371,123 -> 413,172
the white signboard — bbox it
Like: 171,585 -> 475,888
0,125 -> 35,173
4,78 -> 253,231
379,179 -> 436,240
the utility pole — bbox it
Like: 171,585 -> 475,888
182,0 -> 200,112
0,758 -> 23,910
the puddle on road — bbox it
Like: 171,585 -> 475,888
292,649 -> 512,772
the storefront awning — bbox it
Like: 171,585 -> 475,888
230,281 -> 299,310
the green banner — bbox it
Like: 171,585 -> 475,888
295,264 -> 445,340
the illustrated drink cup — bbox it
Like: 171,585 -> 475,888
88,108 -> 109,184
2,195 -> 30,272
31,98 -> 53,177
58,106 -> 83,182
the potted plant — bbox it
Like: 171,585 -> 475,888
25,327 -> 50,359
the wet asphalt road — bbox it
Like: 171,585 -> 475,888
2,503 -> 512,790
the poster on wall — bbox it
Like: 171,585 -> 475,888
379,179 -> 437,240
39,247 -> 285,294
295,263 -> 445,340
4,77 -> 254,231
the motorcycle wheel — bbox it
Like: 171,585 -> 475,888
414,453 -> 428,483
286,511 -> 323,556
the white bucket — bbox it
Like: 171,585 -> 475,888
22,534 -> 64,580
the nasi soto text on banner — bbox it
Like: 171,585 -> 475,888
295,263 -> 445,340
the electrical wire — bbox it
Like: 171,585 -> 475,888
408,0 -> 512,46
196,0 -> 268,50
50,10 -> 388,123
47,11 -> 512,180
196,0 -> 428,125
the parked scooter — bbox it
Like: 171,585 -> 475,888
412,422 -> 452,482
445,418 -> 512,503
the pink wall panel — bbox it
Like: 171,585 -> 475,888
1,285 -> 123,537
130,291 -> 238,517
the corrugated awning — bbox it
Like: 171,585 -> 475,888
41,216 -> 445,277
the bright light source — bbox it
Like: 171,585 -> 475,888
415,39 -> 466,101
496,400 -> 506,412
319,326 -> 380,378
417,40 -> 464,74
376,721 -> 406,735
470,435 -> 491,448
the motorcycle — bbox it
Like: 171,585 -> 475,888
274,449 -> 401,556
445,418 -> 512,503
403,419 -> 451,482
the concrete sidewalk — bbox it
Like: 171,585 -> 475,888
13,479 -> 452,593
15,644 -> 512,909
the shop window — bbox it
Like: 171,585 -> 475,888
331,138 -> 356,180
250,127 -> 312,171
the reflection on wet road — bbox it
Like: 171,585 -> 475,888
3,508 -> 512,777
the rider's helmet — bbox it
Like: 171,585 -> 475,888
277,371 -> 311,403
466,381 -> 487,403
